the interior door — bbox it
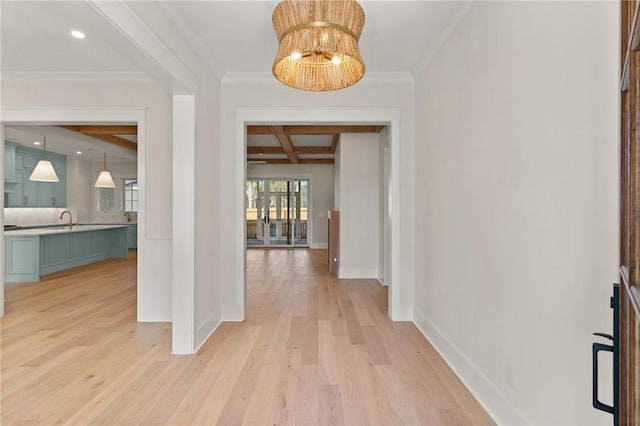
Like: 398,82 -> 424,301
619,1 -> 640,422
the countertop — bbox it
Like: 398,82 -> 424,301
5,224 -> 128,236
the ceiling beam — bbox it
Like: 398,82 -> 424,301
271,125 -> 299,164
60,125 -> 137,134
59,125 -> 138,151
247,146 -> 334,155
248,158 -> 334,165
330,134 -> 340,154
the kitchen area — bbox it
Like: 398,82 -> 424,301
3,124 -> 138,283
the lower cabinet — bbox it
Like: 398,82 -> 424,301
4,227 -> 128,282
5,236 -> 39,282
127,224 -> 137,249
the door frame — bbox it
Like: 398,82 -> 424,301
619,0 -> 640,421
234,107 -> 403,320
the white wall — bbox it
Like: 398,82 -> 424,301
1,79 -> 173,322
247,163 -> 334,248
221,75 -> 416,320
194,81 -> 223,349
413,2 -> 618,424
338,133 -> 380,278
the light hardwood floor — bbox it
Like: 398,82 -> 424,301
1,249 -> 494,425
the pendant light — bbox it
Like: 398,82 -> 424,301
272,0 -> 366,91
95,152 -> 116,188
29,137 -> 59,182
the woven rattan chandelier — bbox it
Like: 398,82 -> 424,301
272,0 -> 365,91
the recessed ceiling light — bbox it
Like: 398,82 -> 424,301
71,30 -> 85,39
76,151 -> 82,155
33,141 -> 41,146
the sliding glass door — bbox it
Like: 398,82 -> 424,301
246,178 -> 308,247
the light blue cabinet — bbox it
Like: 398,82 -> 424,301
5,226 -> 128,282
5,236 -> 39,282
4,142 -> 17,183
7,146 -> 66,207
127,224 -> 137,249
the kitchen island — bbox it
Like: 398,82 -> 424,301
4,224 -> 128,282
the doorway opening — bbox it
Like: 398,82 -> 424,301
1,108 -> 145,319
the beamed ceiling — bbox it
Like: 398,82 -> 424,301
246,125 -> 385,165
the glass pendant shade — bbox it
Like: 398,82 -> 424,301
95,153 -> 116,188
29,137 -> 59,182
272,0 -> 365,91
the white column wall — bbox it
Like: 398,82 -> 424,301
413,2 -> 619,424
338,133 -> 380,279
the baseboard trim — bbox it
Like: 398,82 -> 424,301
413,307 -> 529,425
338,268 -> 378,279
194,308 -> 222,352
310,243 -> 328,249
221,304 -> 245,322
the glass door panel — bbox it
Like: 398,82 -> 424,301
246,178 -> 309,247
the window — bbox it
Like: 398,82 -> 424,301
124,178 -> 138,212
97,188 -> 114,213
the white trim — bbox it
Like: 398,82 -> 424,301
0,107 -> 146,322
0,72 -> 151,82
87,1 -> 199,94
234,107 -> 403,321
338,268 -> 379,279
413,306 -> 529,425
195,309 -> 222,352
171,96 -> 196,354
310,243 -> 328,249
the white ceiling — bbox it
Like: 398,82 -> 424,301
1,1 -> 469,159
1,1 -> 468,75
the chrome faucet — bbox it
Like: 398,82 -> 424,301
60,210 -> 73,229
124,211 -> 131,223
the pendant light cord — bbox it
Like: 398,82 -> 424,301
43,137 -> 47,160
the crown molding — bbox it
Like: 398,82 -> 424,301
0,71 -> 152,82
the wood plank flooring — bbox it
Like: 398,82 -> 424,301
1,249 -> 494,425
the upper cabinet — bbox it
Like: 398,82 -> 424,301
4,141 -> 17,183
5,143 -> 66,208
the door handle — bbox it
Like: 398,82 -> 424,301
592,340 -> 614,414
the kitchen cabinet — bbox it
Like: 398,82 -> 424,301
6,146 -> 66,207
127,224 -> 137,249
5,225 -> 128,282
4,142 -> 17,183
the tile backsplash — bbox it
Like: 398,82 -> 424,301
4,208 -> 137,226
4,208 -> 78,226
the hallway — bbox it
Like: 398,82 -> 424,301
1,249 -> 493,425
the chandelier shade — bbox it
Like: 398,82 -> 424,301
95,153 -> 116,188
272,0 -> 365,91
29,137 -> 59,182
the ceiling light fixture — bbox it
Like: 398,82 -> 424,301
33,141 -> 41,146
95,153 -> 116,188
272,0 -> 365,91
70,30 -> 85,39
29,137 -> 59,182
